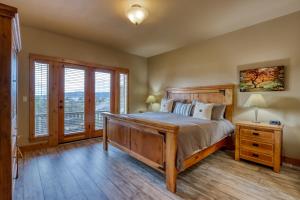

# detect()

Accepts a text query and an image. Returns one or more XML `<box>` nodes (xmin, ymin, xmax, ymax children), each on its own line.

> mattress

<box><xmin>128</xmin><ymin>112</ymin><xmax>234</xmax><ymax>170</ymax></box>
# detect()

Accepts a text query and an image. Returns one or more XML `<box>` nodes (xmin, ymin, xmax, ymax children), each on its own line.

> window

<box><xmin>33</xmin><ymin>62</ymin><xmax>49</xmax><ymax>137</ymax></box>
<box><xmin>30</xmin><ymin>54</ymin><xmax>129</xmax><ymax>143</ymax></box>
<box><xmin>64</xmin><ymin>67</ymin><xmax>85</xmax><ymax>134</ymax></box>
<box><xmin>95</xmin><ymin>72</ymin><xmax>111</xmax><ymax>130</ymax></box>
<box><xmin>119</xmin><ymin>73</ymin><xmax>128</xmax><ymax>114</ymax></box>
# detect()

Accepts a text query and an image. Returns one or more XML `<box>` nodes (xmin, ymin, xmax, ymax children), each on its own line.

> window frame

<box><xmin>91</xmin><ymin>68</ymin><xmax>115</xmax><ymax>137</ymax></box>
<box><xmin>29</xmin><ymin>54</ymin><xmax>129</xmax><ymax>144</ymax></box>
<box><xmin>118</xmin><ymin>72</ymin><xmax>129</xmax><ymax>114</ymax></box>
<box><xmin>29</xmin><ymin>58</ymin><xmax>52</xmax><ymax>142</ymax></box>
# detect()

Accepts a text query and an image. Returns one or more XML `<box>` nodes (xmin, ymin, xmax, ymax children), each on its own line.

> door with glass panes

<box><xmin>31</xmin><ymin>57</ymin><xmax>127</xmax><ymax>144</ymax></box>
<box><xmin>58</xmin><ymin>65</ymin><xmax>113</xmax><ymax>142</ymax></box>
<box><xmin>91</xmin><ymin>69</ymin><xmax>113</xmax><ymax>137</ymax></box>
<box><xmin>58</xmin><ymin>65</ymin><xmax>90</xmax><ymax>142</ymax></box>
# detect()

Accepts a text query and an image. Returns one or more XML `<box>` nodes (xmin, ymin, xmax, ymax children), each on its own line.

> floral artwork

<box><xmin>240</xmin><ymin>66</ymin><xmax>285</xmax><ymax>92</ymax></box>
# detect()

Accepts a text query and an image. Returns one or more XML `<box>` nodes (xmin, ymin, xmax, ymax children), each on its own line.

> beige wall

<box><xmin>148</xmin><ymin>11</ymin><xmax>300</xmax><ymax>159</ymax></box>
<box><xmin>18</xmin><ymin>26</ymin><xmax>148</xmax><ymax>146</ymax></box>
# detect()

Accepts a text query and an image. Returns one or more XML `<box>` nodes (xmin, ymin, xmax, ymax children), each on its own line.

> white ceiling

<box><xmin>1</xmin><ymin>0</ymin><xmax>300</xmax><ymax>57</ymax></box>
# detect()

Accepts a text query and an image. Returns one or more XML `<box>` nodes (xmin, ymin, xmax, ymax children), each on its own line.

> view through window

<box><xmin>95</xmin><ymin>72</ymin><xmax>111</xmax><ymax>130</ymax></box>
<box><xmin>34</xmin><ymin>62</ymin><xmax>49</xmax><ymax>136</ymax></box>
<box><xmin>64</xmin><ymin>67</ymin><xmax>85</xmax><ymax>134</ymax></box>
<box><xmin>30</xmin><ymin>55</ymin><xmax>129</xmax><ymax>142</ymax></box>
<box><xmin>120</xmin><ymin>73</ymin><xmax>128</xmax><ymax>114</ymax></box>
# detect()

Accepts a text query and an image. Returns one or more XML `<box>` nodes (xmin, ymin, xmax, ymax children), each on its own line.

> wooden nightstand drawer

<box><xmin>240</xmin><ymin>149</ymin><xmax>273</xmax><ymax>166</ymax></box>
<box><xmin>235</xmin><ymin>121</ymin><xmax>283</xmax><ymax>172</ymax></box>
<box><xmin>240</xmin><ymin>139</ymin><xmax>273</xmax><ymax>155</ymax></box>
<box><xmin>240</xmin><ymin>128</ymin><xmax>273</xmax><ymax>142</ymax></box>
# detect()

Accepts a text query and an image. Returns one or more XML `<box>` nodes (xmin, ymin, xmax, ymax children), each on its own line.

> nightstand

<box><xmin>235</xmin><ymin>121</ymin><xmax>283</xmax><ymax>172</ymax></box>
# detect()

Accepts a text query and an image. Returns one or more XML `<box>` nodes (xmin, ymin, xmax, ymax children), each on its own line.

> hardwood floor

<box><xmin>14</xmin><ymin>138</ymin><xmax>300</xmax><ymax>200</ymax></box>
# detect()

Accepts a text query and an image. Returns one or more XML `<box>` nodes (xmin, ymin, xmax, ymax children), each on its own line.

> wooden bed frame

<box><xmin>102</xmin><ymin>84</ymin><xmax>234</xmax><ymax>193</ymax></box>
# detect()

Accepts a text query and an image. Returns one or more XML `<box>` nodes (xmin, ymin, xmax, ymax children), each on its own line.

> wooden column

<box><xmin>165</xmin><ymin>131</ymin><xmax>177</xmax><ymax>193</ymax></box>
<box><xmin>273</xmin><ymin>130</ymin><xmax>282</xmax><ymax>172</ymax></box>
<box><xmin>235</xmin><ymin>125</ymin><xmax>240</xmax><ymax>161</ymax></box>
<box><xmin>103</xmin><ymin>116</ymin><xmax>108</xmax><ymax>151</ymax></box>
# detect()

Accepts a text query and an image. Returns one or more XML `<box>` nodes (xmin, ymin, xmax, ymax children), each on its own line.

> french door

<box><xmin>30</xmin><ymin>54</ymin><xmax>128</xmax><ymax>145</ymax></box>
<box><xmin>59</xmin><ymin>65</ymin><xmax>89</xmax><ymax>142</ymax></box>
<box><xmin>58</xmin><ymin>65</ymin><xmax>114</xmax><ymax>143</ymax></box>
<box><xmin>91</xmin><ymin>69</ymin><xmax>114</xmax><ymax>137</ymax></box>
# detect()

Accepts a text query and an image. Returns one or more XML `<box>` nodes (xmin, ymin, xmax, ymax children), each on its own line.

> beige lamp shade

<box><xmin>146</xmin><ymin>95</ymin><xmax>156</xmax><ymax>104</ymax></box>
<box><xmin>244</xmin><ymin>94</ymin><xmax>267</xmax><ymax>108</ymax></box>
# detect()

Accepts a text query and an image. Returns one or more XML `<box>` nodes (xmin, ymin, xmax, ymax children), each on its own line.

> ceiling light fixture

<box><xmin>126</xmin><ymin>4</ymin><xmax>148</xmax><ymax>25</ymax></box>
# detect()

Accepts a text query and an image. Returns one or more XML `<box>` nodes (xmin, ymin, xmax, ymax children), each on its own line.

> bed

<box><xmin>102</xmin><ymin>84</ymin><xmax>235</xmax><ymax>192</ymax></box>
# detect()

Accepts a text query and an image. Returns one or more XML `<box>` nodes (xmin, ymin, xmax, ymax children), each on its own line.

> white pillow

<box><xmin>160</xmin><ymin>98</ymin><xmax>174</xmax><ymax>112</ymax></box>
<box><xmin>192</xmin><ymin>102</ymin><xmax>214</xmax><ymax>120</ymax></box>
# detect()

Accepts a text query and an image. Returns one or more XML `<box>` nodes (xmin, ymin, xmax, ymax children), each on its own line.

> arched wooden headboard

<box><xmin>166</xmin><ymin>84</ymin><xmax>235</xmax><ymax>121</ymax></box>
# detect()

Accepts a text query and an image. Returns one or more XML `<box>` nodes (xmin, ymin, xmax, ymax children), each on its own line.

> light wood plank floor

<box><xmin>14</xmin><ymin>138</ymin><xmax>300</xmax><ymax>200</ymax></box>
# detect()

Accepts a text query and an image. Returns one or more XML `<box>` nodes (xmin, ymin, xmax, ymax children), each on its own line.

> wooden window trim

<box><xmin>29</xmin><ymin>57</ymin><xmax>51</xmax><ymax>142</ymax></box>
<box><xmin>118</xmin><ymin>72</ymin><xmax>129</xmax><ymax>114</ymax></box>
<box><xmin>58</xmin><ymin>64</ymin><xmax>90</xmax><ymax>143</ymax></box>
<box><xmin>29</xmin><ymin>53</ymin><xmax>129</xmax><ymax>144</ymax></box>
<box><xmin>30</xmin><ymin>53</ymin><xmax>129</xmax><ymax>73</ymax></box>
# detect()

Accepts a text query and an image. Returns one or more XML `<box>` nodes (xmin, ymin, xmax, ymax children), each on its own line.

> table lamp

<box><xmin>146</xmin><ymin>95</ymin><xmax>156</xmax><ymax>111</ymax></box>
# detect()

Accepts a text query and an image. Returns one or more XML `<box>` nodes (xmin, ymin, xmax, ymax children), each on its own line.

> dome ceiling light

<box><xmin>126</xmin><ymin>4</ymin><xmax>148</xmax><ymax>25</ymax></box>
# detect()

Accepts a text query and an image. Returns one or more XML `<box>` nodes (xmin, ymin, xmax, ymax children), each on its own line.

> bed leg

<box><xmin>165</xmin><ymin>131</ymin><xmax>177</xmax><ymax>193</ymax></box>
<box><xmin>103</xmin><ymin>116</ymin><xmax>108</xmax><ymax>151</ymax></box>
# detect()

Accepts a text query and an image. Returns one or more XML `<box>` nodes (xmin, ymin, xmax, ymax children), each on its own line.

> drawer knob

<box><xmin>252</xmin><ymin>143</ymin><xmax>259</xmax><ymax>147</ymax></box>
<box><xmin>252</xmin><ymin>153</ymin><xmax>259</xmax><ymax>158</ymax></box>
<box><xmin>252</xmin><ymin>132</ymin><xmax>259</xmax><ymax>136</ymax></box>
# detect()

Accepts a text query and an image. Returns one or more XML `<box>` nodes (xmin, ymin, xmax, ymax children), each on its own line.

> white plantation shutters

<box><xmin>119</xmin><ymin>73</ymin><xmax>128</xmax><ymax>114</ymax></box>
<box><xmin>34</xmin><ymin>62</ymin><xmax>49</xmax><ymax>136</ymax></box>
<box><xmin>64</xmin><ymin>67</ymin><xmax>85</xmax><ymax>134</ymax></box>
<box><xmin>95</xmin><ymin>72</ymin><xmax>111</xmax><ymax>130</ymax></box>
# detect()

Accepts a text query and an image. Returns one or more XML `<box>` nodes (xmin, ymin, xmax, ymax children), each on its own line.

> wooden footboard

<box><xmin>102</xmin><ymin>112</ymin><xmax>179</xmax><ymax>192</ymax></box>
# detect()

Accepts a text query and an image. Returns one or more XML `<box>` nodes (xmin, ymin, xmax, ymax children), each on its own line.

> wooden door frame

<box><xmin>90</xmin><ymin>68</ymin><xmax>116</xmax><ymax>138</ymax></box>
<box><xmin>29</xmin><ymin>53</ymin><xmax>129</xmax><ymax>145</ymax></box>
<box><xmin>29</xmin><ymin>58</ymin><xmax>53</xmax><ymax>142</ymax></box>
<box><xmin>58</xmin><ymin>64</ymin><xmax>91</xmax><ymax>143</ymax></box>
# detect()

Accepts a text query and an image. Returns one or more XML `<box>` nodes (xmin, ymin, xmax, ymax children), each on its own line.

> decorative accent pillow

<box><xmin>190</xmin><ymin>100</ymin><xmax>202</xmax><ymax>116</ymax></box>
<box><xmin>192</xmin><ymin>102</ymin><xmax>214</xmax><ymax>120</ymax></box>
<box><xmin>172</xmin><ymin>103</ymin><xmax>192</xmax><ymax>116</ymax></box>
<box><xmin>172</xmin><ymin>99</ymin><xmax>187</xmax><ymax>112</ymax></box>
<box><xmin>160</xmin><ymin>98</ymin><xmax>174</xmax><ymax>112</ymax></box>
<box><xmin>211</xmin><ymin>104</ymin><xmax>226</xmax><ymax>120</ymax></box>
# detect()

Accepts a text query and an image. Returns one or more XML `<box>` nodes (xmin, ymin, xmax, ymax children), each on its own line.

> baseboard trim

<box><xmin>19</xmin><ymin>137</ymin><xmax>102</xmax><ymax>153</ymax></box>
<box><xmin>283</xmin><ymin>156</ymin><xmax>300</xmax><ymax>167</ymax></box>
<box><xmin>19</xmin><ymin>142</ymin><xmax>49</xmax><ymax>153</ymax></box>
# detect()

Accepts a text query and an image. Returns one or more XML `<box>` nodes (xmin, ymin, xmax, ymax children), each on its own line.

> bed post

<box><xmin>103</xmin><ymin>116</ymin><xmax>108</xmax><ymax>151</ymax></box>
<box><xmin>165</xmin><ymin>131</ymin><xmax>177</xmax><ymax>193</ymax></box>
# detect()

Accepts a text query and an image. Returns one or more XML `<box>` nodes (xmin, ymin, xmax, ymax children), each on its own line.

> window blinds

<box><xmin>119</xmin><ymin>73</ymin><xmax>128</xmax><ymax>114</ymax></box>
<box><xmin>34</xmin><ymin>62</ymin><xmax>49</xmax><ymax>136</ymax></box>
<box><xmin>64</xmin><ymin>67</ymin><xmax>85</xmax><ymax>134</ymax></box>
<box><xmin>95</xmin><ymin>72</ymin><xmax>111</xmax><ymax>130</ymax></box>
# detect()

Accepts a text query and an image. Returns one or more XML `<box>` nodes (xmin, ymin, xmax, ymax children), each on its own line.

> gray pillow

<box><xmin>211</xmin><ymin>104</ymin><xmax>226</xmax><ymax>120</ymax></box>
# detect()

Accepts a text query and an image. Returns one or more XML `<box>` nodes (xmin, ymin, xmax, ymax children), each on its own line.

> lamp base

<box><xmin>253</xmin><ymin>108</ymin><xmax>260</xmax><ymax>124</ymax></box>
<box><xmin>252</xmin><ymin>121</ymin><xmax>261</xmax><ymax>123</ymax></box>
